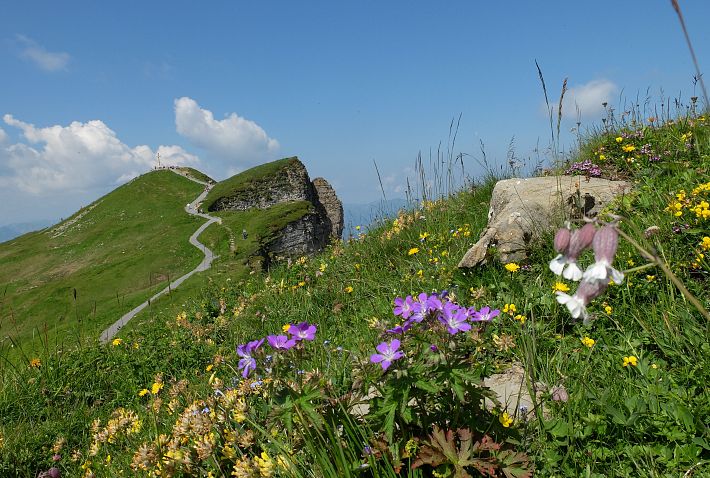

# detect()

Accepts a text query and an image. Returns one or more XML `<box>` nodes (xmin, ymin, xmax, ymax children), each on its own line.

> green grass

<box><xmin>0</xmin><ymin>170</ymin><xmax>205</xmax><ymax>360</ymax></box>
<box><xmin>1</xmin><ymin>113</ymin><xmax>710</xmax><ymax>477</ymax></box>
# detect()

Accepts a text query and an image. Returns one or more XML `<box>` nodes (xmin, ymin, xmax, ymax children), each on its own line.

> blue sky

<box><xmin>1</xmin><ymin>1</ymin><xmax>708</xmax><ymax>226</ymax></box>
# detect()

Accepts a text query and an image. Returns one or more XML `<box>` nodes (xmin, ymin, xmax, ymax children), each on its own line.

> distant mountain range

<box><xmin>342</xmin><ymin>198</ymin><xmax>410</xmax><ymax>238</ymax></box>
<box><xmin>0</xmin><ymin>220</ymin><xmax>53</xmax><ymax>243</ymax></box>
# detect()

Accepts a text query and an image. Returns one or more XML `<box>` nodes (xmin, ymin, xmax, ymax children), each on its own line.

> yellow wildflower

<box><xmin>504</xmin><ymin>262</ymin><xmax>520</xmax><ymax>273</ymax></box>
<box><xmin>408</xmin><ymin>247</ymin><xmax>420</xmax><ymax>256</ymax></box>
<box><xmin>29</xmin><ymin>357</ymin><xmax>41</xmax><ymax>368</ymax></box>
<box><xmin>499</xmin><ymin>411</ymin><xmax>513</xmax><ymax>427</ymax></box>
<box><xmin>604</xmin><ymin>304</ymin><xmax>613</xmax><ymax>314</ymax></box>
<box><xmin>282</xmin><ymin>324</ymin><xmax>291</xmax><ymax>333</ymax></box>
<box><xmin>138</xmin><ymin>389</ymin><xmax>149</xmax><ymax>397</ymax></box>
<box><xmin>502</xmin><ymin>303</ymin><xmax>517</xmax><ymax>315</ymax></box>
<box><xmin>419</xmin><ymin>232</ymin><xmax>429</xmax><ymax>240</ymax></box>
<box><xmin>111</xmin><ymin>338</ymin><xmax>123</xmax><ymax>346</ymax></box>
<box><xmin>344</xmin><ymin>286</ymin><xmax>354</xmax><ymax>294</ymax></box>
<box><xmin>552</xmin><ymin>282</ymin><xmax>570</xmax><ymax>293</ymax></box>
<box><xmin>206</xmin><ymin>364</ymin><xmax>214</xmax><ymax>372</ymax></box>
<box><xmin>622</xmin><ymin>144</ymin><xmax>636</xmax><ymax>152</ymax></box>
<box><xmin>151</xmin><ymin>382</ymin><xmax>163</xmax><ymax>395</ymax></box>
<box><xmin>615</xmin><ymin>136</ymin><xmax>623</xmax><ymax>143</ymax></box>
<box><xmin>580</xmin><ymin>336</ymin><xmax>595</xmax><ymax>348</ymax></box>
<box><xmin>254</xmin><ymin>451</ymin><xmax>274</xmax><ymax>477</ymax></box>
<box><xmin>513</xmin><ymin>314</ymin><xmax>526</xmax><ymax>325</ymax></box>
<box><xmin>622</xmin><ymin>356</ymin><xmax>638</xmax><ymax>367</ymax></box>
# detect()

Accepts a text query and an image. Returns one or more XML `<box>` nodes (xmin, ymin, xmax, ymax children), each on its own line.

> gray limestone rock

<box><xmin>312</xmin><ymin>177</ymin><xmax>344</xmax><ymax>239</ymax></box>
<box><xmin>459</xmin><ymin>176</ymin><xmax>632</xmax><ymax>267</ymax></box>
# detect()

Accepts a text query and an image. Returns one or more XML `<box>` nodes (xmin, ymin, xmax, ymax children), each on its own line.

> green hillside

<box><xmin>0</xmin><ymin>170</ymin><xmax>205</xmax><ymax>359</ymax></box>
<box><xmin>1</xmin><ymin>113</ymin><xmax>710</xmax><ymax>477</ymax></box>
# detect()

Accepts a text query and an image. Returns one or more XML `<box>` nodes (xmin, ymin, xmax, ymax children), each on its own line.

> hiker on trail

<box><xmin>242</xmin><ymin>229</ymin><xmax>248</xmax><ymax>240</ymax></box>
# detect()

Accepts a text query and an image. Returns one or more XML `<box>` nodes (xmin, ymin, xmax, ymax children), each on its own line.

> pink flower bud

<box><xmin>576</xmin><ymin>278</ymin><xmax>608</xmax><ymax>304</ymax></box>
<box><xmin>567</xmin><ymin>223</ymin><xmax>596</xmax><ymax>260</ymax></box>
<box><xmin>592</xmin><ymin>225</ymin><xmax>619</xmax><ymax>263</ymax></box>
<box><xmin>551</xmin><ymin>385</ymin><xmax>569</xmax><ymax>402</ymax></box>
<box><xmin>553</xmin><ymin>227</ymin><xmax>571</xmax><ymax>254</ymax></box>
<box><xmin>48</xmin><ymin>468</ymin><xmax>61</xmax><ymax>478</ymax></box>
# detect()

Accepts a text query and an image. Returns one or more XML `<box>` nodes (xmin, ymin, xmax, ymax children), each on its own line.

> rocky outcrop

<box><xmin>312</xmin><ymin>177</ymin><xmax>344</xmax><ymax>239</ymax></box>
<box><xmin>208</xmin><ymin>158</ymin><xmax>315</xmax><ymax>211</ymax></box>
<box><xmin>207</xmin><ymin>157</ymin><xmax>343</xmax><ymax>265</ymax></box>
<box><xmin>459</xmin><ymin>176</ymin><xmax>632</xmax><ymax>267</ymax></box>
<box><xmin>261</xmin><ymin>211</ymin><xmax>331</xmax><ymax>268</ymax></box>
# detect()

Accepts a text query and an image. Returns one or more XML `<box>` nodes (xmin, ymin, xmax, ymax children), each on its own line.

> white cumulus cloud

<box><xmin>174</xmin><ymin>97</ymin><xmax>279</xmax><ymax>172</ymax></box>
<box><xmin>0</xmin><ymin>127</ymin><xmax>7</xmax><ymax>144</ymax></box>
<box><xmin>544</xmin><ymin>79</ymin><xmax>617</xmax><ymax>120</ymax></box>
<box><xmin>0</xmin><ymin>114</ymin><xmax>199</xmax><ymax>194</ymax></box>
<box><xmin>16</xmin><ymin>34</ymin><xmax>70</xmax><ymax>72</ymax></box>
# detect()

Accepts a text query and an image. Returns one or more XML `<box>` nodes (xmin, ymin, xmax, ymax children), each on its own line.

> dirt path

<box><xmin>99</xmin><ymin>172</ymin><xmax>220</xmax><ymax>343</ymax></box>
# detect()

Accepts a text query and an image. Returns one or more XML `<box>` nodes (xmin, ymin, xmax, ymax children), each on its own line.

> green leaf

<box><xmin>415</xmin><ymin>379</ymin><xmax>440</xmax><ymax>393</ymax></box>
<box><xmin>545</xmin><ymin>418</ymin><xmax>571</xmax><ymax>438</ymax></box>
<box><xmin>384</xmin><ymin>404</ymin><xmax>396</xmax><ymax>443</ymax></box>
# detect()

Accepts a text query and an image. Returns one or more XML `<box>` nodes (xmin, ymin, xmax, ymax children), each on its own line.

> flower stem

<box><xmin>615</xmin><ymin>225</ymin><xmax>710</xmax><ymax>321</ymax></box>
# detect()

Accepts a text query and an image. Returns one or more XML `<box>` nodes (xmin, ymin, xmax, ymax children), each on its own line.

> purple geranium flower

<box><xmin>267</xmin><ymin>334</ymin><xmax>297</xmax><ymax>350</ymax></box>
<box><xmin>370</xmin><ymin>339</ymin><xmax>405</xmax><ymax>371</ymax></box>
<box><xmin>386</xmin><ymin>319</ymin><xmax>414</xmax><ymax>334</ymax></box>
<box><xmin>288</xmin><ymin>322</ymin><xmax>317</xmax><ymax>341</ymax></box>
<box><xmin>438</xmin><ymin>304</ymin><xmax>471</xmax><ymax>335</ymax></box>
<box><xmin>426</xmin><ymin>294</ymin><xmax>444</xmax><ymax>313</ymax></box>
<box><xmin>393</xmin><ymin>295</ymin><xmax>421</xmax><ymax>319</ymax></box>
<box><xmin>461</xmin><ymin>306</ymin><xmax>478</xmax><ymax>321</ymax></box>
<box><xmin>472</xmin><ymin>306</ymin><xmax>500</xmax><ymax>322</ymax></box>
<box><xmin>236</xmin><ymin>338</ymin><xmax>264</xmax><ymax>378</ymax></box>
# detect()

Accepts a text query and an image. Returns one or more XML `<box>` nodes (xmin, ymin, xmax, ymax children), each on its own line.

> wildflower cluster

<box><xmin>666</xmin><ymin>181</ymin><xmax>710</xmax><ymax>220</ymax></box>
<box><xmin>565</xmin><ymin>159</ymin><xmax>602</xmax><ymax>177</ymax></box>
<box><xmin>550</xmin><ymin>222</ymin><xmax>624</xmax><ymax>323</ymax></box>
<box><xmin>236</xmin><ymin>321</ymin><xmax>317</xmax><ymax>377</ymax></box>
<box><xmin>81</xmin><ymin>408</ymin><xmax>142</xmax><ymax>473</ymax></box>
<box><xmin>375</xmin><ymin>291</ymin><xmax>499</xmax><ymax>350</ymax></box>
<box><xmin>363</xmin><ymin>294</ymin><xmax>532</xmax><ymax>475</ymax></box>
<box><xmin>128</xmin><ymin>384</ymin><xmax>288</xmax><ymax>477</ymax></box>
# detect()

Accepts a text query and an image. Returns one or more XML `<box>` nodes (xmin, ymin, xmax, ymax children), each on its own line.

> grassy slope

<box><xmin>1</xmin><ymin>115</ymin><xmax>709</xmax><ymax>477</ymax></box>
<box><xmin>0</xmin><ymin>170</ymin><xmax>204</xmax><ymax>359</ymax></box>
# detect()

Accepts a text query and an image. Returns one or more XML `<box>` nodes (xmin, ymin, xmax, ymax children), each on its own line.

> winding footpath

<box><xmin>99</xmin><ymin>172</ymin><xmax>221</xmax><ymax>343</ymax></box>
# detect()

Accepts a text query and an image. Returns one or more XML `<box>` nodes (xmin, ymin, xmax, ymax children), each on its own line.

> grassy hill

<box><xmin>0</xmin><ymin>170</ymin><xmax>205</xmax><ymax>359</ymax></box>
<box><xmin>1</xmin><ymin>112</ymin><xmax>709</xmax><ymax>477</ymax></box>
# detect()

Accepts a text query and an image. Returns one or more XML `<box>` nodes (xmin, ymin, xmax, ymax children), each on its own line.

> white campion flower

<box><xmin>556</xmin><ymin>279</ymin><xmax>608</xmax><ymax>325</ymax></box>
<box><xmin>582</xmin><ymin>225</ymin><xmax>624</xmax><ymax>284</ymax></box>
<box><xmin>550</xmin><ymin>223</ymin><xmax>596</xmax><ymax>281</ymax></box>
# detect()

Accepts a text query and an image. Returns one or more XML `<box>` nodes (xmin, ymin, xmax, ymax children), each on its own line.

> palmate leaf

<box><xmin>497</xmin><ymin>450</ymin><xmax>533</xmax><ymax>478</ymax></box>
<box><xmin>412</xmin><ymin>427</ymin><xmax>533</xmax><ymax>478</ymax></box>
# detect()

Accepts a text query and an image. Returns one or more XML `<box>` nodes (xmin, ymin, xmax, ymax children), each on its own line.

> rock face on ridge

<box><xmin>312</xmin><ymin>177</ymin><xmax>344</xmax><ymax>239</ymax></box>
<box><xmin>458</xmin><ymin>176</ymin><xmax>632</xmax><ymax>267</ymax></box>
<box><xmin>207</xmin><ymin>158</ymin><xmax>315</xmax><ymax>212</ymax></box>
<box><xmin>204</xmin><ymin>157</ymin><xmax>343</xmax><ymax>266</ymax></box>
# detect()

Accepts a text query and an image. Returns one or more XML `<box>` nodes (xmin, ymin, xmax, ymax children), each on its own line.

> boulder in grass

<box><xmin>458</xmin><ymin>176</ymin><xmax>632</xmax><ymax>267</ymax></box>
